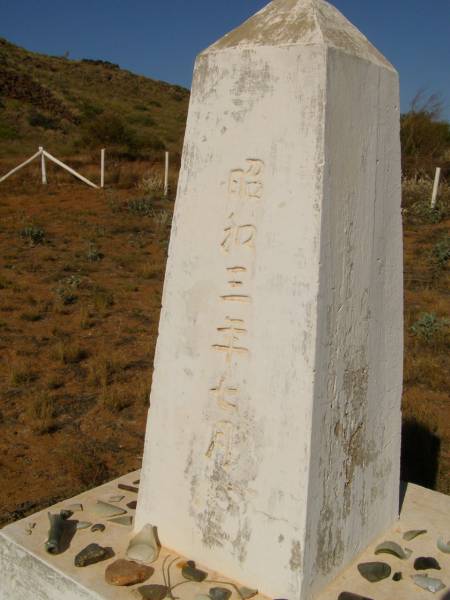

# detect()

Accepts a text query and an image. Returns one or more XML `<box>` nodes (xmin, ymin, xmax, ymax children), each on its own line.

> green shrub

<box><xmin>431</xmin><ymin>235</ymin><xmax>450</xmax><ymax>270</ymax></box>
<box><xmin>86</xmin><ymin>243</ymin><xmax>103</xmax><ymax>262</ymax></box>
<box><xmin>411</xmin><ymin>313</ymin><xmax>449</xmax><ymax>344</ymax></box>
<box><xmin>0</xmin><ymin>119</ymin><xmax>18</xmax><ymax>140</ymax></box>
<box><xmin>28</xmin><ymin>112</ymin><xmax>59</xmax><ymax>130</ymax></box>
<box><xmin>20</xmin><ymin>226</ymin><xmax>45</xmax><ymax>246</ymax></box>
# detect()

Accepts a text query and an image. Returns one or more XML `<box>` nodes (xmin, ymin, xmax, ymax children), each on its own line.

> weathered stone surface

<box><xmin>105</xmin><ymin>559</ymin><xmax>154</xmax><ymax>586</ymax></box>
<box><xmin>74</xmin><ymin>543</ymin><xmax>113</xmax><ymax>567</ymax></box>
<box><xmin>135</xmin><ymin>2</ymin><xmax>403</xmax><ymax>599</ymax></box>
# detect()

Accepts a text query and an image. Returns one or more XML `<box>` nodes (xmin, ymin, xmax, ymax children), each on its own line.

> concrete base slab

<box><xmin>0</xmin><ymin>474</ymin><xmax>449</xmax><ymax>600</ymax></box>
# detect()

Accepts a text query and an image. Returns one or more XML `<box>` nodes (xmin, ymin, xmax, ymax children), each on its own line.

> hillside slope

<box><xmin>0</xmin><ymin>38</ymin><xmax>190</xmax><ymax>158</ymax></box>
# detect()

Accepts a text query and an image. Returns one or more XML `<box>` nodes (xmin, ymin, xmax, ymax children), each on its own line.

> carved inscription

<box><xmin>206</xmin><ymin>159</ymin><xmax>264</xmax><ymax>476</ymax></box>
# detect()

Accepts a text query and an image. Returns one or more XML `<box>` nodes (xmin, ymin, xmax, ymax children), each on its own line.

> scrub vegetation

<box><xmin>0</xmin><ymin>42</ymin><xmax>448</xmax><ymax>525</ymax></box>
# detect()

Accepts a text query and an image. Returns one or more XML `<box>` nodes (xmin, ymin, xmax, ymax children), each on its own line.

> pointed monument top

<box><xmin>204</xmin><ymin>0</ymin><xmax>393</xmax><ymax>69</ymax></box>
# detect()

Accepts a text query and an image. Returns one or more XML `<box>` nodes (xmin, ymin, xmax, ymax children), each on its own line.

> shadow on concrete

<box><xmin>401</xmin><ymin>418</ymin><xmax>441</xmax><ymax>491</ymax></box>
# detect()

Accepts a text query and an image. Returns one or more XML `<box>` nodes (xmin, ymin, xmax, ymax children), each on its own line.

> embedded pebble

<box><xmin>414</xmin><ymin>556</ymin><xmax>441</xmax><ymax>570</ymax></box>
<box><xmin>76</xmin><ymin>521</ymin><xmax>93</xmax><ymax>530</ymax></box>
<box><xmin>357</xmin><ymin>562</ymin><xmax>391</xmax><ymax>583</ymax></box>
<box><xmin>108</xmin><ymin>515</ymin><xmax>133</xmax><ymax>527</ymax></box>
<box><xmin>126</xmin><ymin>524</ymin><xmax>159</xmax><ymax>563</ymax></box>
<box><xmin>392</xmin><ymin>571</ymin><xmax>402</xmax><ymax>581</ymax></box>
<box><xmin>127</xmin><ymin>500</ymin><xmax>137</xmax><ymax>510</ymax></box>
<box><xmin>239</xmin><ymin>587</ymin><xmax>258</xmax><ymax>599</ymax></box>
<box><xmin>91</xmin><ymin>523</ymin><xmax>105</xmax><ymax>533</ymax></box>
<box><xmin>338</xmin><ymin>594</ymin><xmax>374</xmax><ymax>600</ymax></box>
<box><xmin>105</xmin><ymin>559</ymin><xmax>154</xmax><ymax>586</ymax></box>
<box><xmin>437</xmin><ymin>537</ymin><xmax>450</xmax><ymax>554</ymax></box>
<box><xmin>66</xmin><ymin>503</ymin><xmax>83</xmax><ymax>512</ymax></box>
<box><xmin>138</xmin><ymin>584</ymin><xmax>168</xmax><ymax>600</ymax></box>
<box><xmin>59</xmin><ymin>509</ymin><xmax>73</xmax><ymax>520</ymax></box>
<box><xmin>209</xmin><ymin>587</ymin><xmax>232</xmax><ymax>600</ymax></box>
<box><xmin>374</xmin><ymin>541</ymin><xmax>410</xmax><ymax>559</ymax></box>
<box><xmin>411</xmin><ymin>574</ymin><xmax>445</xmax><ymax>593</ymax></box>
<box><xmin>403</xmin><ymin>529</ymin><xmax>426</xmax><ymax>541</ymax></box>
<box><xmin>74</xmin><ymin>543</ymin><xmax>113</xmax><ymax>567</ymax></box>
<box><xmin>182</xmin><ymin>560</ymin><xmax>208</xmax><ymax>582</ymax></box>
<box><xmin>93</xmin><ymin>501</ymin><xmax>126</xmax><ymax>518</ymax></box>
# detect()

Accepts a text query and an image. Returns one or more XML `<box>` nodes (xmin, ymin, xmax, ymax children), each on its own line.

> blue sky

<box><xmin>1</xmin><ymin>0</ymin><xmax>449</xmax><ymax>119</ymax></box>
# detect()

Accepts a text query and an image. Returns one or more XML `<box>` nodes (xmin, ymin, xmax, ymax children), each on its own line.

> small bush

<box><xmin>431</xmin><ymin>235</ymin><xmax>450</xmax><ymax>271</ymax></box>
<box><xmin>127</xmin><ymin>197</ymin><xmax>154</xmax><ymax>215</ymax></box>
<box><xmin>100</xmin><ymin>385</ymin><xmax>131</xmax><ymax>412</ymax></box>
<box><xmin>28</xmin><ymin>112</ymin><xmax>59</xmax><ymax>130</ymax></box>
<box><xmin>55</xmin><ymin>275</ymin><xmax>81</xmax><ymax>305</ymax></box>
<box><xmin>8</xmin><ymin>361</ymin><xmax>37</xmax><ymax>386</ymax></box>
<box><xmin>411</xmin><ymin>312</ymin><xmax>449</xmax><ymax>344</ymax></box>
<box><xmin>138</xmin><ymin>172</ymin><xmax>164</xmax><ymax>197</ymax></box>
<box><xmin>86</xmin><ymin>243</ymin><xmax>104</xmax><ymax>262</ymax></box>
<box><xmin>28</xmin><ymin>394</ymin><xmax>57</xmax><ymax>434</ymax></box>
<box><xmin>20</xmin><ymin>226</ymin><xmax>45</xmax><ymax>246</ymax></box>
<box><xmin>55</xmin><ymin>341</ymin><xmax>89</xmax><ymax>364</ymax></box>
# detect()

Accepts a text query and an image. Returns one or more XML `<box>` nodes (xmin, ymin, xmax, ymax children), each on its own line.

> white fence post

<box><xmin>164</xmin><ymin>151</ymin><xmax>169</xmax><ymax>197</ymax></box>
<box><xmin>431</xmin><ymin>167</ymin><xmax>441</xmax><ymax>209</ymax></box>
<box><xmin>43</xmin><ymin>150</ymin><xmax>98</xmax><ymax>189</ymax></box>
<box><xmin>0</xmin><ymin>149</ymin><xmax>42</xmax><ymax>183</ymax></box>
<box><xmin>39</xmin><ymin>147</ymin><xmax>47</xmax><ymax>185</ymax></box>
<box><xmin>100</xmin><ymin>148</ymin><xmax>105</xmax><ymax>188</ymax></box>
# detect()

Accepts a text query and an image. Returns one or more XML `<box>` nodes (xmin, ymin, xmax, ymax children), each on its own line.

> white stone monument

<box><xmin>135</xmin><ymin>0</ymin><xmax>403</xmax><ymax>598</ymax></box>
<box><xmin>10</xmin><ymin>2</ymin><xmax>450</xmax><ymax>600</ymax></box>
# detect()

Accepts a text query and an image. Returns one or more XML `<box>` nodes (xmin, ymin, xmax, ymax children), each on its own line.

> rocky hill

<box><xmin>0</xmin><ymin>38</ymin><xmax>190</xmax><ymax>159</ymax></box>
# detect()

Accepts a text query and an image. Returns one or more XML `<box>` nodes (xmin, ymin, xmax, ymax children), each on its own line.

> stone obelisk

<box><xmin>135</xmin><ymin>1</ymin><xmax>403</xmax><ymax>598</ymax></box>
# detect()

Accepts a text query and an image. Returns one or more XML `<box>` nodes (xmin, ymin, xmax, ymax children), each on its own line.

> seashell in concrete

<box><xmin>126</xmin><ymin>524</ymin><xmax>160</xmax><ymax>564</ymax></box>
<box><xmin>414</xmin><ymin>556</ymin><xmax>441</xmax><ymax>570</ymax></box>
<box><xmin>93</xmin><ymin>501</ymin><xmax>127</xmax><ymax>518</ymax></box>
<box><xmin>374</xmin><ymin>541</ymin><xmax>410</xmax><ymax>559</ymax></box>
<box><xmin>108</xmin><ymin>515</ymin><xmax>133</xmax><ymax>527</ymax></box>
<box><xmin>357</xmin><ymin>562</ymin><xmax>391</xmax><ymax>583</ymax></box>
<box><xmin>437</xmin><ymin>537</ymin><xmax>450</xmax><ymax>554</ymax></box>
<box><xmin>403</xmin><ymin>529</ymin><xmax>426</xmax><ymax>541</ymax></box>
<box><xmin>411</xmin><ymin>574</ymin><xmax>445</xmax><ymax>593</ymax></box>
